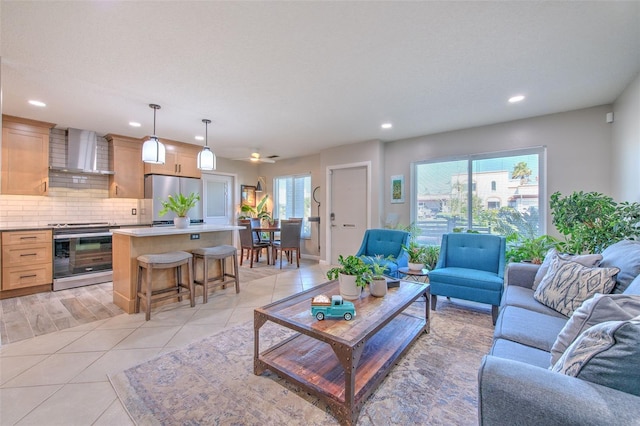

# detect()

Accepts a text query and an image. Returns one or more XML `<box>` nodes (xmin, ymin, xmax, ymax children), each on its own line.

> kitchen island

<box><xmin>111</xmin><ymin>224</ymin><xmax>242</xmax><ymax>313</ymax></box>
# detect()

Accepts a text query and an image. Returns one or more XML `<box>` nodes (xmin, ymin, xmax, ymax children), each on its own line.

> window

<box><xmin>413</xmin><ymin>147</ymin><xmax>545</xmax><ymax>246</ymax></box>
<box><xmin>274</xmin><ymin>174</ymin><xmax>312</xmax><ymax>238</ymax></box>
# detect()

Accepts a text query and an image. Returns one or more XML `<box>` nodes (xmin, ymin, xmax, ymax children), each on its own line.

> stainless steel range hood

<box><xmin>49</xmin><ymin>128</ymin><xmax>115</xmax><ymax>175</ymax></box>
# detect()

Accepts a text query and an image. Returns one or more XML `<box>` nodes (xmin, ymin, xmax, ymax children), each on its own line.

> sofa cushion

<box><xmin>494</xmin><ymin>306</ymin><xmax>568</xmax><ymax>352</ymax></box>
<box><xmin>490</xmin><ymin>338</ymin><xmax>551</xmax><ymax>368</ymax></box>
<box><xmin>533</xmin><ymin>257</ymin><xmax>619</xmax><ymax>317</ymax></box>
<box><xmin>428</xmin><ymin>267</ymin><xmax>503</xmax><ymax>291</ymax></box>
<box><xmin>600</xmin><ymin>240</ymin><xmax>640</xmax><ymax>294</ymax></box>
<box><xmin>533</xmin><ymin>249</ymin><xmax>603</xmax><ymax>290</ymax></box>
<box><xmin>500</xmin><ymin>285</ymin><xmax>567</xmax><ymax>318</ymax></box>
<box><xmin>550</xmin><ymin>294</ymin><xmax>640</xmax><ymax>365</ymax></box>
<box><xmin>624</xmin><ymin>274</ymin><xmax>640</xmax><ymax>295</ymax></box>
<box><xmin>551</xmin><ymin>316</ymin><xmax>640</xmax><ymax>397</ymax></box>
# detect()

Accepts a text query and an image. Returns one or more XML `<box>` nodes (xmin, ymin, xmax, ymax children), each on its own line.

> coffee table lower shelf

<box><xmin>254</xmin><ymin>312</ymin><xmax>426</xmax><ymax>425</ymax></box>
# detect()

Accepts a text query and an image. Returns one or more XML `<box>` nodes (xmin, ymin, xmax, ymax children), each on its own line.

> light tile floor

<box><xmin>0</xmin><ymin>260</ymin><xmax>330</xmax><ymax>425</ymax></box>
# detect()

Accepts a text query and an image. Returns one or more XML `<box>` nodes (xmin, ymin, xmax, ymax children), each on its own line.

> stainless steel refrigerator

<box><xmin>145</xmin><ymin>175</ymin><xmax>203</xmax><ymax>225</ymax></box>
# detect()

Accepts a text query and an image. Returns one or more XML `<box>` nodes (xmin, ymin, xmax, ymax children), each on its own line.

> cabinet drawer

<box><xmin>2</xmin><ymin>263</ymin><xmax>52</xmax><ymax>290</ymax></box>
<box><xmin>2</xmin><ymin>244</ymin><xmax>52</xmax><ymax>266</ymax></box>
<box><xmin>2</xmin><ymin>230</ymin><xmax>52</xmax><ymax>246</ymax></box>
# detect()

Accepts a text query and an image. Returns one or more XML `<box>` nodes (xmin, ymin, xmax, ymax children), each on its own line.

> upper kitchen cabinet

<box><xmin>1</xmin><ymin>115</ymin><xmax>55</xmax><ymax>196</ymax></box>
<box><xmin>106</xmin><ymin>134</ymin><xmax>144</xmax><ymax>199</ymax></box>
<box><xmin>143</xmin><ymin>138</ymin><xmax>202</xmax><ymax>179</ymax></box>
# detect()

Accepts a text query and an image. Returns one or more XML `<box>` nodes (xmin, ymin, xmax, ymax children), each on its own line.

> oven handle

<box><xmin>53</xmin><ymin>232</ymin><xmax>112</xmax><ymax>240</ymax></box>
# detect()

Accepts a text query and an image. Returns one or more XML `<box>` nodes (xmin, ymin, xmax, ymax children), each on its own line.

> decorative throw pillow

<box><xmin>551</xmin><ymin>316</ymin><xmax>640</xmax><ymax>397</ymax></box>
<box><xmin>550</xmin><ymin>293</ymin><xmax>640</xmax><ymax>365</ymax></box>
<box><xmin>600</xmin><ymin>240</ymin><xmax>640</xmax><ymax>294</ymax></box>
<box><xmin>533</xmin><ymin>249</ymin><xmax>603</xmax><ymax>291</ymax></box>
<box><xmin>533</xmin><ymin>257</ymin><xmax>619</xmax><ymax>317</ymax></box>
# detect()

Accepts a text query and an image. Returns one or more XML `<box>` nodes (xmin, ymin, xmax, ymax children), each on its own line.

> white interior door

<box><xmin>329</xmin><ymin>165</ymin><xmax>369</xmax><ymax>264</ymax></box>
<box><xmin>202</xmin><ymin>174</ymin><xmax>233</xmax><ymax>225</ymax></box>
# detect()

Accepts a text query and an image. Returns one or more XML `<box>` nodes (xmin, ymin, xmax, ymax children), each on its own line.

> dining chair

<box><xmin>238</xmin><ymin>219</ymin><xmax>270</xmax><ymax>267</ymax></box>
<box><xmin>271</xmin><ymin>219</ymin><xmax>302</xmax><ymax>268</ymax></box>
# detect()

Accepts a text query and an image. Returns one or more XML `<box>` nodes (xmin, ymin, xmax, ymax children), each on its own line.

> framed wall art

<box><xmin>391</xmin><ymin>175</ymin><xmax>404</xmax><ymax>204</ymax></box>
<box><xmin>241</xmin><ymin>185</ymin><xmax>256</xmax><ymax>207</ymax></box>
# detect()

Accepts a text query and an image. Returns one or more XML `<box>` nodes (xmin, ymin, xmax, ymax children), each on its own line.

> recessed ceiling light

<box><xmin>195</xmin><ymin>136</ymin><xmax>204</xmax><ymax>141</ymax></box>
<box><xmin>28</xmin><ymin>100</ymin><xmax>46</xmax><ymax>107</ymax></box>
<box><xmin>129</xmin><ymin>121</ymin><xmax>141</xmax><ymax>127</ymax></box>
<box><xmin>381</xmin><ymin>123</ymin><xmax>393</xmax><ymax>129</ymax></box>
<box><xmin>508</xmin><ymin>95</ymin><xmax>525</xmax><ymax>103</ymax></box>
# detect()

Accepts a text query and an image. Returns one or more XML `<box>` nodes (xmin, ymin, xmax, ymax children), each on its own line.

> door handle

<box><xmin>343</xmin><ymin>224</ymin><xmax>356</xmax><ymax>228</ymax></box>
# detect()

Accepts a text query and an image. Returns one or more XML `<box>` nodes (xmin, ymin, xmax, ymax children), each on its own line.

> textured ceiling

<box><xmin>2</xmin><ymin>1</ymin><xmax>639</xmax><ymax>161</ymax></box>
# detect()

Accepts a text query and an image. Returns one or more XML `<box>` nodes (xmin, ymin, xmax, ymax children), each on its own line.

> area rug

<box><xmin>109</xmin><ymin>300</ymin><xmax>494</xmax><ymax>425</ymax></box>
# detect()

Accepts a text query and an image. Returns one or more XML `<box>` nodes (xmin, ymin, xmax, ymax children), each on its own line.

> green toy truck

<box><xmin>311</xmin><ymin>294</ymin><xmax>356</xmax><ymax>321</ymax></box>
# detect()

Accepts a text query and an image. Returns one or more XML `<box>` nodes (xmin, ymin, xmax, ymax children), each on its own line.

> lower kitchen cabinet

<box><xmin>1</xmin><ymin>230</ymin><xmax>53</xmax><ymax>298</ymax></box>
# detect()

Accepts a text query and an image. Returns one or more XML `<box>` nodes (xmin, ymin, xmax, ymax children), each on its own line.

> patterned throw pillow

<box><xmin>533</xmin><ymin>257</ymin><xmax>619</xmax><ymax>317</ymax></box>
<box><xmin>549</xmin><ymin>294</ymin><xmax>640</xmax><ymax>365</ymax></box>
<box><xmin>533</xmin><ymin>249</ymin><xmax>603</xmax><ymax>290</ymax></box>
<box><xmin>551</xmin><ymin>316</ymin><xmax>640</xmax><ymax>397</ymax></box>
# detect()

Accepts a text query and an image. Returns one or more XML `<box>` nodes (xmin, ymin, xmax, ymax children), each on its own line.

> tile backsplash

<box><xmin>0</xmin><ymin>128</ymin><xmax>150</xmax><ymax>228</ymax></box>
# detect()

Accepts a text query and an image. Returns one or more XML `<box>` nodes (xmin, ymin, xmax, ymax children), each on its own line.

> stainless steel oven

<box><xmin>52</xmin><ymin>223</ymin><xmax>116</xmax><ymax>291</ymax></box>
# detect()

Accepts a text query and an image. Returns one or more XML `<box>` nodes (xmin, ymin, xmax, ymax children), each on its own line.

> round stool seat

<box><xmin>192</xmin><ymin>245</ymin><xmax>240</xmax><ymax>303</ymax></box>
<box><xmin>192</xmin><ymin>245</ymin><xmax>236</xmax><ymax>259</ymax></box>
<box><xmin>137</xmin><ymin>251</ymin><xmax>192</xmax><ymax>265</ymax></box>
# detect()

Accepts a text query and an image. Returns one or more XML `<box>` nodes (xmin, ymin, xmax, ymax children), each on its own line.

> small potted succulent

<box><xmin>327</xmin><ymin>254</ymin><xmax>372</xmax><ymax>300</ymax></box>
<box><xmin>364</xmin><ymin>255</ymin><xmax>392</xmax><ymax>297</ymax></box>
<box><xmin>159</xmin><ymin>192</ymin><xmax>200</xmax><ymax>229</ymax></box>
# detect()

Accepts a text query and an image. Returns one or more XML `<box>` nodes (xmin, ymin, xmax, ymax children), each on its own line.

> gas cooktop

<box><xmin>48</xmin><ymin>222</ymin><xmax>115</xmax><ymax>229</ymax></box>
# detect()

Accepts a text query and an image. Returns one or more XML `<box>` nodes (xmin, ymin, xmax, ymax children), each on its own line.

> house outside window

<box><xmin>273</xmin><ymin>174</ymin><xmax>311</xmax><ymax>238</ymax></box>
<box><xmin>412</xmin><ymin>147</ymin><xmax>545</xmax><ymax>246</ymax></box>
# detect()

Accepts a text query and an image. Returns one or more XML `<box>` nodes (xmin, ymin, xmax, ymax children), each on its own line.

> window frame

<box><xmin>410</xmin><ymin>146</ymin><xmax>547</xmax><ymax>242</ymax></box>
<box><xmin>273</xmin><ymin>173</ymin><xmax>312</xmax><ymax>239</ymax></box>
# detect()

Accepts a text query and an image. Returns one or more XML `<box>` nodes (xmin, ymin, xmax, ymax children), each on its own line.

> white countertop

<box><xmin>111</xmin><ymin>224</ymin><xmax>244</xmax><ymax>237</ymax></box>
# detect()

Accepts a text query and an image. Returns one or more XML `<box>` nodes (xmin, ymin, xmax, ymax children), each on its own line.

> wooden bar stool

<box><xmin>192</xmin><ymin>245</ymin><xmax>240</xmax><ymax>303</ymax></box>
<box><xmin>135</xmin><ymin>251</ymin><xmax>194</xmax><ymax>321</ymax></box>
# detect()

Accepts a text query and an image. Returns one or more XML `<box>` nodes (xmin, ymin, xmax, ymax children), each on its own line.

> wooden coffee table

<box><xmin>254</xmin><ymin>279</ymin><xmax>430</xmax><ymax>425</ymax></box>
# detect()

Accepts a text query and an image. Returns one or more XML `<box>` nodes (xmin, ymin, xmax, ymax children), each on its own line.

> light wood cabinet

<box><xmin>1</xmin><ymin>230</ymin><xmax>52</xmax><ymax>292</ymax></box>
<box><xmin>143</xmin><ymin>138</ymin><xmax>202</xmax><ymax>179</ymax></box>
<box><xmin>106</xmin><ymin>134</ymin><xmax>144</xmax><ymax>198</ymax></box>
<box><xmin>1</xmin><ymin>115</ymin><xmax>55</xmax><ymax>195</ymax></box>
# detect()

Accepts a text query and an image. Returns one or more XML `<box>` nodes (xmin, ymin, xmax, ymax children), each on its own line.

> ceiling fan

<box><xmin>232</xmin><ymin>150</ymin><xmax>277</xmax><ymax>163</ymax></box>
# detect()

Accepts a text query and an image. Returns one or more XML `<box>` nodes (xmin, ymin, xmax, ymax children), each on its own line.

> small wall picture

<box><xmin>241</xmin><ymin>185</ymin><xmax>256</xmax><ymax>207</ymax></box>
<box><xmin>391</xmin><ymin>175</ymin><xmax>404</xmax><ymax>204</ymax></box>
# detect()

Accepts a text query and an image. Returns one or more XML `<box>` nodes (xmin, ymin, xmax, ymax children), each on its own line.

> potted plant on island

<box><xmin>327</xmin><ymin>254</ymin><xmax>372</xmax><ymax>300</ymax></box>
<box><xmin>159</xmin><ymin>192</ymin><xmax>201</xmax><ymax>229</ymax></box>
<box><xmin>364</xmin><ymin>255</ymin><xmax>392</xmax><ymax>297</ymax></box>
<box><xmin>401</xmin><ymin>240</ymin><xmax>428</xmax><ymax>270</ymax></box>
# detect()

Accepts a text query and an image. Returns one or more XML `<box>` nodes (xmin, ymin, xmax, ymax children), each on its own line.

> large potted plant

<box><xmin>327</xmin><ymin>254</ymin><xmax>372</xmax><ymax>300</ymax></box>
<box><xmin>240</xmin><ymin>194</ymin><xmax>272</xmax><ymax>223</ymax></box>
<box><xmin>159</xmin><ymin>192</ymin><xmax>200</xmax><ymax>229</ymax></box>
<box><xmin>506</xmin><ymin>233</ymin><xmax>558</xmax><ymax>264</ymax></box>
<box><xmin>550</xmin><ymin>191</ymin><xmax>640</xmax><ymax>254</ymax></box>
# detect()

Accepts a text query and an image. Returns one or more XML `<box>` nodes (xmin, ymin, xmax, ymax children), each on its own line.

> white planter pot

<box><xmin>369</xmin><ymin>278</ymin><xmax>388</xmax><ymax>297</ymax></box>
<box><xmin>174</xmin><ymin>216</ymin><xmax>190</xmax><ymax>229</ymax></box>
<box><xmin>339</xmin><ymin>273</ymin><xmax>362</xmax><ymax>300</ymax></box>
<box><xmin>408</xmin><ymin>262</ymin><xmax>424</xmax><ymax>271</ymax></box>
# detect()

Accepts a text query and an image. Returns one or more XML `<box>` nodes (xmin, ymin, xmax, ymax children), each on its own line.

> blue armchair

<box><xmin>428</xmin><ymin>233</ymin><xmax>506</xmax><ymax>324</ymax></box>
<box><xmin>355</xmin><ymin>229</ymin><xmax>409</xmax><ymax>278</ymax></box>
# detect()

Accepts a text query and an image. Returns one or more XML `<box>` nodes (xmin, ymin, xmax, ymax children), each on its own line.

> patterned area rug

<box><xmin>109</xmin><ymin>300</ymin><xmax>493</xmax><ymax>425</ymax></box>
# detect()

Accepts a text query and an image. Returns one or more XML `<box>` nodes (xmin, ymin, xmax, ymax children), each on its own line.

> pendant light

<box><xmin>141</xmin><ymin>104</ymin><xmax>166</xmax><ymax>164</ymax></box>
<box><xmin>197</xmin><ymin>119</ymin><xmax>216</xmax><ymax>170</ymax></box>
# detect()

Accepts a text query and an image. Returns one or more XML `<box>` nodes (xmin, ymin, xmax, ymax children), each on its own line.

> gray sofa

<box><xmin>478</xmin><ymin>240</ymin><xmax>640</xmax><ymax>426</ymax></box>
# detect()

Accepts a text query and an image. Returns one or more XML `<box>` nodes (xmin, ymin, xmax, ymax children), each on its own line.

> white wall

<box><xmin>612</xmin><ymin>72</ymin><xmax>640</xmax><ymax>202</ymax></box>
<box><xmin>384</xmin><ymin>105</ymin><xmax>614</xmax><ymax>235</ymax></box>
